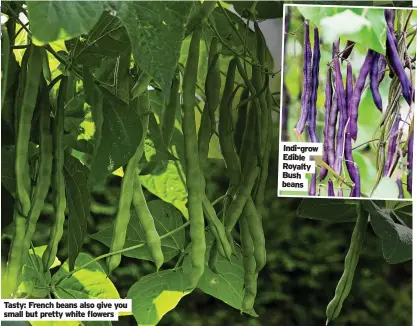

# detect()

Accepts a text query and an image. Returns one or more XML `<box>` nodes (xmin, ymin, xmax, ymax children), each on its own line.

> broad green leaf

<box><xmin>95</xmin><ymin>49</ymin><xmax>133</xmax><ymax>104</ymax></box>
<box><xmin>68</xmin><ymin>12</ymin><xmax>131</xmax><ymax>69</ymax></box>
<box><xmin>117</xmin><ymin>2</ymin><xmax>193</xmax><ymax>100</ymax></box>
<box><xmin>88</xmin><ymin>87</ymin><xmax>143</xmax><ymax>187</ymax></box>
<box><xmin>64</xmin><ymin>153</ymin><xmax>90</xmax><ymax>271</ymax></box>
<box><xmin>297</xmin><ymin>6</ymin><xmax>386</xmax><ymax>53</ymax></box>
<box><xmin>90</xmin><ymin>200</ymin><xmax>185</xmax><ymax>263</ymax></box>
<box><xmin>182</xmin><ymin>235</ymin><xmax>257</xmax><ymax>317</ymax></box>
<box><xmin>372</xmin><ymin>177</ymin><xmax>400</xmax><ymax>199</ymax></box>
<box><xmin>140</xmin><ymin>160</ymin><xmax>188</xmax><ymax>219</ymax></box>
<box><xmin>51</xmin><ymin>253</ymin><xmax>120</xmax><ymax>299</ymax></box>
<box><xmin>127</xmin><ymin>268</ymin><xmax>191</xmax><ymax>326</ymax></box>
<box><xmin>297</xmin><ymin>199</ymin><xmax>357</xmax><ymax>223</ymax></box>
<box><xmin>17</xmin><ymin>253</ymin><xmax>51</xmax><ymax>299</ymax></box>
<box><xmin>363</xmin><ymin>201</ymin><xmax>412</xmax><ymax>263</ymax></box>
<box><xmin>27</xmin><ymin>2</ymin><xmax>104</xmax><ymax>45</ymax></box>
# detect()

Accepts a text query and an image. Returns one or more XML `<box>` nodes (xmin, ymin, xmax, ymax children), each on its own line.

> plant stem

<box><xmin>53</xmin><ymin>221</ymin><xmax>190</xmax><ymax>285</ymax></box>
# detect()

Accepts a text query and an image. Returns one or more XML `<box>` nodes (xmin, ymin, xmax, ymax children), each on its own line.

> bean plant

<box><xmin>0</xmin><ymin>1</ymin><xmax>412</xmax><ymax>326</ymax></box>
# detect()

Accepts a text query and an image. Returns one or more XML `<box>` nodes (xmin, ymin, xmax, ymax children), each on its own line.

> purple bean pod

<box><xmin>384</xmin><ymin>9</ymin><xmax>398</xmax><ymax>49</ymax></box>
<box><xmin>341</xmin><ymin>40</ymin><xmax>355</xmax><ymax>62</ymax></box>
<box><xmin>370</xmin><ymin>53</ymin><xmax>383</xmax><ymax>112</ymax></box>
<box><xmin>319</xmin><ymin>68</ymin><xmax>333</xmax><ymax>180</ymax></box>
<box><xmin>327</xmin><ymin>92</ymin><xmax>338</xmax><ymax>170</ymax></box>
<box><xmin>397</xmin><ymin>176</ymin><xmax>404</xmax><ymax>198</ymax></box>
<box><xmin>308</xmin><ymin>173</ymin><xmax>316</xmax><ymax>196</ymax></box>
<box><xmin>385</xmin><ymin>14</ymin><xmax>412</xmax><ymax>105</ymax></box>
<box><xmin>407</xmin><ymin>130</ymin><xmax>413</xmax><ymax>195</ymax></box>
<box><xmin>333</xmin><ymin>40</ymin><xmax>347</xmax><ymax>174</ymax></box>
<box><xmin>383</xmin><ymin>113</ymin><xmax>400</xmax><ymax>176</ymax></box>
<box><xmin>328</xmin><ymin>179</ymin><xmax>335</xmax><ymax>196</ymax></box>
<box><xmin>345</xmin><ymin>63</ymin><xmax>361</xmax><ymax>198</ymax></box>
<box><xmin>337</xmin><ymin>188</ymin><xmax>343</xmax><ymax>197</ymax></box>
<box><xmin>350</xmin><ymin>49</ymin><xmax>374</xmax><ymax>141</ymax></box>
<box><xmin>295</xmin><ymin>20</ymin><xmax>312</xmax><ymax>135</ymax></box>
<box><xmin>308</xmin><ymin>27</ymin><xmax>320</xmax><ymax>143</ymax></box>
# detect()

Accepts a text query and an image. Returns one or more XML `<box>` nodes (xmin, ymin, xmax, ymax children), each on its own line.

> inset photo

<box><xmin>278</xmin><ymin>4</ymin><xmax>416</xmax><ymax>200</ymax></box>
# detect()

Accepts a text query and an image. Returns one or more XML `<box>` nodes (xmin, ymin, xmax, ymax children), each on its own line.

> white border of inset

<box><xmin>278</xmin><ymin>3</ymin><xmax>416</xmax><ymax>202</ymax></box>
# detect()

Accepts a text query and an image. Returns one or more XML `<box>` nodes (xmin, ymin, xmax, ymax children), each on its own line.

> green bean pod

<box><xmin>182</xmin><ymin>25</ymin><xmax>206</xmax><ymax>288</ymax></box>
<box><xmin>6</xmin><ymin>46</ymin><xmax>44</xmax><ymax>297</ymax></box>
<box><xmin>239</xmin><ymin>215</ymin><xmax>258</xmax><ymax>312</ymax></box>
<box><xmin>202</xmin><ymin>195</ymin><xmax>232</xmax><ymax>260</ymax></box>
<box><xmin>1</xmin><ymin>25</ymin><xmax>10</xmax><ymax>107</ymax></box>
<box><xmin>161</xmin><ymin>71</ymin><xmax>180</xmax><ymax>146</ymax></box>
<box><xmin>133</xmin><ymin>171</ymin><xmax>164</xmax><ymax>270</ymax></box>
<box><xmin>15</xmin><ymin>45</ymin><xmax>44</xmax><ymax>217</ymax></box>
<box><xmin>106</xmin><ymin>95</ymin><xmax>150</xmax><ymax>273</ymax></box>
<box><xmin>254</xmin><ymin>90</ymin><xmax>273</xmax><ymax>208</ymax></box>
<box><xmin>326</xmin><ymin>202</ymin><xmax>368</xmax><ymax>324</ymax></box>
<box><xmin>224</xmin><ymin>100</ymin><xmax>260</xmax><ymax>233</ymax></box>
<box><xmin>219</xmin><ymin>58</ymin><xmax>241</xmax><ymax>186</ymax></box>
<box><xmin>186</xmin><ymin>1</ymin><xmax>217</xmax><ymax>35</ymax></box>
<box><xmin>208</xmin><ymin>240</ymin><xmax>220</xmax><ymax>274</ymax></box>
<box><xmin>243</xmin><ymin>198</ymin><xmax>266</xmax><ymax>273</ymax></box>
<box><xmin>42</xmin><ymin>76</ymin><xmax>68</xmax><ymax>271</ymax></box>
<box><xmin>22</xmin><ymin>80</ymin><xmax>53</xmax><ymax>265</ymax></box>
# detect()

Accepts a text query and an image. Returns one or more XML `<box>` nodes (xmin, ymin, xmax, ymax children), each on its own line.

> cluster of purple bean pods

<box><xmin>293</xmin><ymin>10</ymin><xmax>414</xmax><ymax>198</ymax></box>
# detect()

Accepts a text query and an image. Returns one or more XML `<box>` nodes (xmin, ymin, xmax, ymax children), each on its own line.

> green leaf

<box><xmin>18</xmin><ymin>253</ymin><xmax>51</xmax><ymax>298</ymax></box>
<box><xmin>297</xmin><ymin>6</ymin><xmax>386</xmax><ymax>53</ymax></box>
<box><xmin>90</xmin><ymin>200</ymin><xmax>185</xmax><ymax>263</ymax></box>
<box><xmin>27</xmin><ymin>1</ymin><xmax>104</xmax><ymax>45</ymax></box>
<box><xmin>182</xmin><ymin>235</ymin><xmax>257</xmax><ymax>317</ymax></box>
<box><xmin>51</xmin><ymin>253</ymin><xmax>120</xmax><ymax>299</ymax></box>
<box><xmin>363</xmin><ymin>201</ymin><xmax>412</xmax><ymax>264</ymax></box>
<box><xmin>117</xmin><ymin>2</ymin><xmax>193</xmax><ymax>100</ymax></box>
<box><xmin>68</xmin><ymin>11</ymin><xmax>131</xmax><ymax>68</ymax></box>
<box><xmin>140</xmin><ymin>160</ymin><xmax>188</xmax><ymax>219</ymax></box>
<box><xmin>297</xmin><ymin>199</ymin><xmax>358</xmax><ymax>223</ymax></box>
<box><xmin>64</xmin><ymin>153</ymin><xmax>90</xmax><ymax>271</ymax></box>
<box><xmin>372</xmin><ymin>177</ymin><xmax>400</xmax><ymax>199</ymax></box>
<box><xmin>145</xmin><ymin>113</ymin><xmax>178</xmax><ymax>162</ymax></box>
<box><xmin>127</xmin><ymin>268</ymin><xmax>191</xmax><ymax>326</ymax></box>
<box><xmin>88</xmin><ymin>87</ymin><xmax>143</xmax><ymax>187</ymax></box>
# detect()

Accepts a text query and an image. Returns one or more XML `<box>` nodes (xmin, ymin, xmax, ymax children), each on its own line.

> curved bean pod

<box><xmin>328</xmin><ymin>179</ymin><xmax>335</xmax><ymax>197</ymax></box>
<box><xmin>22</xmin><ymin>80</ymin><xmax>53</xmax><ymax>265</ymax></box>
<box><xmin>333</xmin><ymin>40</ymin><xmax>347</xmax><ymax>174</ymax></box>
<box><xmin>349</xmin><ymin>50</ymin><xmax>374</xmax><ymax>141</ymax></box>
<box><xmin>42</xmin><ymin>76</ymin><xmax>68</xmax><ymax>271</ymax></box>
<box><xmin>133</xmin><ymin>171</ymin><xmax>164</xmax><ymax>270</ymax></box>
<box><xmin>161</xmin><ymin>71</ymin><xmax>180</xmax><ymax>146</ymax></box>
<box><xmin>407</xmin><ymin>131</ymin><xmax>413</xmax><ymax>195</ymax></box>
<box><xmin>370</xmin><ymin>53</ymin><xmax>383</xmax><ymax>111</ymax></box>
<box><xmin>396</xmin><ymin>177</ymin><xmax>404</xmax><ymax>198</ymax></box>
<box><xmin>183</xmin><ymin>26</ymin><xmax>206</xmax><ymax>288</ymax></box>
<box><xmin>326</xmin><ymin>202</ymin><xmax>368</xmax><ymax>323</ymax></box>
<box><xmin>244</xmin><ymin>198</ymin><xmax>266</xmax><ymax>273</ymax></box>
<box><xmin>295</xmin><ymin>20</ymin><xmax>312</xmax><ymax>135</ymax></box>
<box><xmin>239</xmin><ymin>215</ymin><xmax>258</xmax><ymax>313</ymax></box>
<box><xmin>341</xmin><ymin>40</ymin><xmax>355</xmax><ymax>62</ymax></box>
<box><xmin>308</xmin><ymin>27</ymin><xmax>320</xmax><ymax>143</ymax></box>
<box><xmin>319</xmin><ymin>68</ymin><xmax>333</xmax><ymax>180</ymax></box>
<box><xmin>385</xmin><ymin>12</ymin><xmax>412</xmax><ymax>105</ymax></box>
<box><xmin>383</xmin><ymin>113</ymin><xmax>401</xmax><ymax>176</ymax></box>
